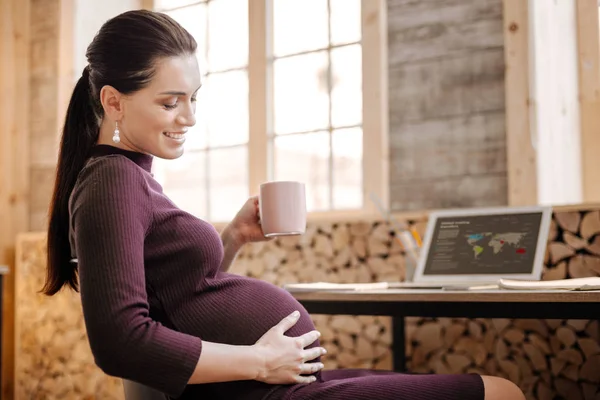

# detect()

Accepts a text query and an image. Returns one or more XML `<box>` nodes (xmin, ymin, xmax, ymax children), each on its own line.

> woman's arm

<box><xmin>189</xmin><ymin>312</ymin><xmax>325</xmax><ymax>385</ymax></box>
<box><xmin>219</xmin><ymin>196</ymin><xmax>270</xmax><ymax>272</ymax></box>
<box><xmin>220</xmin><ymin>224</ymin><xmax>244</xmax><ymax>272</ymax></box>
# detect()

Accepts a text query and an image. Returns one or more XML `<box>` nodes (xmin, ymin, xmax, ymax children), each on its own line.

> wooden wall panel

<box><xmin>29</xmin><ymin>0</ymin><xmax>61</xmax><ymax>231</ymax></box>
<box><xmin>0</xmin><ymin>0</ymin><xmax>31</xmax><ymax>398</ymax></box>
<box><xmin>575</xmin><ymin>0</ymin><xmax>600</xmax><ymax>204</ymax></box>
<box><xmin>388</xmin><ymin>0</ymin><xmax>508</xmax><ymax>212</ymax></box>
<box><xmin>387</xmin><ymin>0</ymin><xmax>504</xmax><ymax>64</ymax></box>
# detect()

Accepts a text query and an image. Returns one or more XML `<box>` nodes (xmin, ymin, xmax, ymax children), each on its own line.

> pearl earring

<box><xmin>113</xmin><ymin>121</ymin><xmax>120</xmax><ymax>143</ymax></box>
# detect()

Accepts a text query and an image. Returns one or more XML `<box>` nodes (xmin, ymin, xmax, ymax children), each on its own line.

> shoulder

<box><xmin>70</xmin><ymin>154</ymin><xmax>153</xmax><ymax>217</ymax></box>
<box><xmin>79</xmin><ymin>154</ymin><xmax>149</xmax><ymax>186</ymax></box>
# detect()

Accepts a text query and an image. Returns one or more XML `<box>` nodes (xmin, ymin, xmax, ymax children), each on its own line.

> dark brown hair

<box><xmin>43</xmin><ymin>10</ymin><xmax>197</xmax><ymax>295</ymax></box>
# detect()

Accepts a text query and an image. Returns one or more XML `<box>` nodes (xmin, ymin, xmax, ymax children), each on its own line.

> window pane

<box><xmin>165</xmin><ymin>4</ymin><xmax>209</xmax><ymax>73</ymax></box>
<box><xmin>331</xmin><ymin>44</ymin><xmax>362</xmax><ymax>127</ymax></box>
<box><xmin>204</xmin><ymin>70</ymin><xmax>249</xmax><ymax>147</ymax></box>
<box><xmin>330</xmin><ymin>0</ymin><xmax>361</xmax><ymax>45</ymax></box>
<box><xmin>332</xmin><ymin>127</ymin><xmax>362</xmax><ymax>209</ymax></box>
<box><xmin>208</xmin><ymin>146</ymin><xmax>248</xmax><ymax>222</ymax></box>
<box><xmin>273</xmin><ymin>52</ymin><xmax>329</xmax><ymax>134</ymax></box>
<box><xmin>273</xmin><ymin>132</ymin><xmax>330</xmax><ymax>211</ymax></box>
<box><xmin>155</xmin><ymin>0</ymin><xmax>206</xmax><ymax>11</ymax></box>
<box><xmin>154</xmin><ymin>152</ymin><xmax>207</xmax><ymax>218</ymax></box>
<box><xmin>208</xmin><ymin>0</ymin><xmax>248</xmax><ymax>71</ymax></box>
<box><xmin>273</xmin><ymin>0</ymin><xmax>329</xmax><ymax>57</ymax></box>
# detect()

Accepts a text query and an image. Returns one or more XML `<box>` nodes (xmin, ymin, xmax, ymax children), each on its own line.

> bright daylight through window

<box><xmin>153</xmin><ymin>0</ymin><xmax>363</xmax><ymax>222</ymax></box>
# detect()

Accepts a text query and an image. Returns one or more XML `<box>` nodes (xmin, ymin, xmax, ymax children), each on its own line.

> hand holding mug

<box><xmin>229</xmin><ymin>196</ymin><xmax>271</xmax><ymax>245</ymax></box>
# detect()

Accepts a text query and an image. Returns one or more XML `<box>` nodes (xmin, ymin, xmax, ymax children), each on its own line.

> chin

<box><xmin>159</xmin><ymin>147</ymin><xmax>185</xmax><ymax>160</ymax></box>
<box><xmin>157</xmin><ymin>135</ymin><xmax>186</xmax><ymax>159</ymax></box>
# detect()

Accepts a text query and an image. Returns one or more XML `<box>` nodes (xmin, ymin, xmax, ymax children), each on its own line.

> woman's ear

<box><xmin>99</xmin><ymin>85</ymin><xmax>124</xmax><ymax>121</ymax></box>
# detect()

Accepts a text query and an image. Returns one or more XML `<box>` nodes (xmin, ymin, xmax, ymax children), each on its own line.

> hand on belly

<box><xmin>252</xmin><ymin>310</ymin><xmax>327</xmax><ymax>384</ymax></box>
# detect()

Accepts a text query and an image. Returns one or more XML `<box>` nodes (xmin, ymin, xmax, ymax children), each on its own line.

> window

<box><xmin>153</xmin><ymin>0</ymin><xmax>387</xmax><ymax>222</ymax></box>
<box><xmin>153</xmin><ymin>0</ymin><xmax>250</xmax><ymax>222</ymax></box>
<box><xmin>270</xmin><ymin>0</ymin><xmax>363</xmax><ymax>212</ymax></box>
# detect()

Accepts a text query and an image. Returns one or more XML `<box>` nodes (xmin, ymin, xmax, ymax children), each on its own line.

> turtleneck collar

<box><xmin>89</xmin><ymin>144</ymin><xmax>153</xmax><ymax>173</ymax></box>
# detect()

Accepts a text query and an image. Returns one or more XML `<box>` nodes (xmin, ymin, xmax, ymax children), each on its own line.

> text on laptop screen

<box><xmin>422</xmin><ymin>212</ymin><xmax>543</xmax><ymax>275</ymax></box>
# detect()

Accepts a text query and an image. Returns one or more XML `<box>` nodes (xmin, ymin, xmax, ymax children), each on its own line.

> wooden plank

<box><xmin>390</xmin><ymin>173</ymin><xmax>508</xmax><ymax>211</ymax></box>
<box><xmin>0</xmin><ymin>0</ymin><xmax>31</xmax><ymax>397</ymax></box>
<box><xmin>387</xmin><ymin>0</ymin><xmax>507</xmax><ymax>212</ymax></box>
<box><xmin>575</xmin><ymin>0</ymin><xmax>600</xmax><ymax>203</ymax></box>
<box><xmin>56</xmin><ymin>0</ymin><xmax>74</xmax><ymax>143</ymax></box>
<box><xmin>390</xmin><ymin>112</ymin><xmax>506</xmax><ymax>181</ymax></box>
<box><xmin>388</xmin><ymin>48</ymin><xmax>505</xmax><ymax>124</ymax></box>
<box><xmin>29</xmin><ymin>167</ymin><xmax>56</xmax><ymax>231</ymax></box>
<box><xmin>388</xmin><ymin>0</ymin><xmax>503</xmax><ymax>65</ymax></box>
<box><xmin>141</xmin><ymin>0</ymin><xmax>154</xmax><ymax>10</ymax></box>
<box><xmin>248</xmin><ymin>0</ymin><xmax>269</xmax><ymax>195</ymax></box>
<box><xmin>30</xmin><ymin>0</ymin><xmax>60</xmax><ymax>235</ymax></box>
<box><xmin>361</xmin><ymin>0</ymin><xmax>389</xmax><ymax>213</ymax></box>
<box><xmin>28</xmin><ymin>0</ymin><xmax>72</xmax><ymax>232</ymax></box>
<box><xmin>529</xmin><ymin>0</ymin><xmax>583</xmax><ymax>205</ymax></box>
<box><xmin>502</xmin><ymin>0</ymin><xmax>537</xmax><ymax>206</ymax></box>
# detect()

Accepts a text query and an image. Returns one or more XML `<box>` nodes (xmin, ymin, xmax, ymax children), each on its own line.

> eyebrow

<box><xmin>158</xmin><ymin>85</ymin><xmax>202</xmax><ymax>96</ymax></box>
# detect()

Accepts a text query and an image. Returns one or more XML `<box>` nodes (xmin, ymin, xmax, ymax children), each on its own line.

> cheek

<box><xmin>132</xmin><ymin>105</ymin><xmax>174</xmax><ymax>132</ymax></box>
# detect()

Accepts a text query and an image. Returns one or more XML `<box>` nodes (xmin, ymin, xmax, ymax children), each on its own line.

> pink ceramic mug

<box><xmin>259</xmin><ymin>181</ymin><xmax>307</xmax><ymax>237</ymax></box>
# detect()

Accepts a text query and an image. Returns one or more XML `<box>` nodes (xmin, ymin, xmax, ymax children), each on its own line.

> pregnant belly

<box><xmin>172</xmin><ymin>274</ymin><xmax>319</xmax><ymax>348</ymax></box>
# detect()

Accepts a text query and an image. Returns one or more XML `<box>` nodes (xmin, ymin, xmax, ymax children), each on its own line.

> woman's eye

<box><xmin>164</xmin><ymin>102</ymin><xmax>178</xmax><ymax>110</ymax></box>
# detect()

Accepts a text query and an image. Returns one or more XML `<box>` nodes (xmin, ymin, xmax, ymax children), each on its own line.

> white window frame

<box><xmin>150</xmin><ymin>0</ymin><xmax>389</xmax><ymax>221</ymax></box>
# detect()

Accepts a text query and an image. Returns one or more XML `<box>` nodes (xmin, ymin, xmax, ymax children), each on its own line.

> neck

<box><xmin>97</xmin><ymin>118</ymin><xmax>139</xmax><ymax>153</ymax></box>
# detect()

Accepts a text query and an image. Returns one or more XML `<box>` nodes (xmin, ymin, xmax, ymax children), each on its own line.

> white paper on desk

<box><xmin>498</xmin><ymin>277</ymin><xmax>600</xmax><ymax>291</ymax></box>
<box><xmin>284</xmin><ymin>282</ymin><xmax>389</xmax><ymax>292</ymax></box>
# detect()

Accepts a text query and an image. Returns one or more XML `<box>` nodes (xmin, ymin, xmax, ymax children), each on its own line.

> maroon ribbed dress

<box><xmin>68</xmin><ymin>145</ymin><xmax>484</xmax><ymax>400</ymax></box>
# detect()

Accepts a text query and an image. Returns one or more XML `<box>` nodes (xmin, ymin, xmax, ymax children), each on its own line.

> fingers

<box><xmin>295</xmin><ymin>330</ymin><xmax>321</xmax><ymax>348</ymax></box>
<box><xmin>291</xmin><ymin>362</ymin><xmax>323</xmax><ymax>384</ymax></box>
<box><xmin>302</xmin><ymin>346</ymin><xmax>327</xmax><ymax>362</ymax></box>
<box><xmin>298</xmin><ymin>362</ymin><xmax>324</xmax><ymax>375</ymax></box>
<box><xmin>275</xmin><ymin>311</ymin><xmax>301</xmax><ymax>333</ymax></box>
<box><xmin>295</xmin><ymin>375</ymin><xmax>317</xmax><ymax>384</ymax></box>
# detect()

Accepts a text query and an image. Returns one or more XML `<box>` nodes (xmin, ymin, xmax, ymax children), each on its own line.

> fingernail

<box><xmin>319</xmin><ymin>363</ymin><xmax>325</xmax><ymax>369</ymax></box>
<box><xmin>316</xmin><ymin>331</ymin><xmax>321</xmax><ymax>337</ymax></box>
<box><xmin>322</xmin><ymin>348</ymin><xmax>327</xmax><ymax>354</ymax></box>
<box><xmin>292</xmin><ymin>311</ymin><xmax>300</xmax><ymax>318</ymax></box>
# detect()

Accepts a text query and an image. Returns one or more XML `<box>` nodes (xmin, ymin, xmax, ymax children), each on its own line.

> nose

<box><xmin>176</xmin><ymin>102</ymin><xmax>196</xmax><ymax>127</ymax></box>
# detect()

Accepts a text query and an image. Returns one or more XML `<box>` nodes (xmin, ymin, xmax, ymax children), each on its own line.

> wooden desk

<box><xmin>291</xmin><ymin>289</ymin><xmax>600</xmax><ymax>372</ymax></box>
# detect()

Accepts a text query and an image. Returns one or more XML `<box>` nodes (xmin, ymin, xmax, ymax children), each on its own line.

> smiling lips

<box><xmin>163</xmin><ymin>131</ymin><xmax>187</xmax><ymax>141</ymax></box>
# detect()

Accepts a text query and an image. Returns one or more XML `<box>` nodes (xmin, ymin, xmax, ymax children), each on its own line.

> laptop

<box><xmin>390</xmin><ymin>206</ymin><xmax>553</xmax><ymax>289</ymax></box>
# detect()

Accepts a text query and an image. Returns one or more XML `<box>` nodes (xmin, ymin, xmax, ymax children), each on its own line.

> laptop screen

<box><xmin>422</xmin><ymin>212</ymin><xmax>544</xmax><ymax>276</ymax></box>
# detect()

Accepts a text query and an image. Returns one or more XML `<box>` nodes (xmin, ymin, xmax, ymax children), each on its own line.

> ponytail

<box><xmin>43</xmin><ymin>10</ymin><xmax>198</xmax><ymax>295</ymax></box>
<box><xmin>43</xmin><ymin>66</ymin><xmax>99</xmax><ymax>295</ymax></box>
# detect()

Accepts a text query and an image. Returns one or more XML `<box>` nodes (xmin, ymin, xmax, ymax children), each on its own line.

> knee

<box><xmin>481</xmin><ymin>376</ymin><xmax>525</xmax><ymax>400</ymax></box>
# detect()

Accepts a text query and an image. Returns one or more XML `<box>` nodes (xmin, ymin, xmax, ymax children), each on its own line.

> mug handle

<box><xmin>256</xmin><ymin>197</ymin><xmax>262</xmax><ymax>225</ymax></box>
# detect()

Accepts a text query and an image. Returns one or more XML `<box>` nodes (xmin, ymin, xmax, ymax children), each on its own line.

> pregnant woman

<box><xmin>44</xmin><ymin>9</ymin><xmax>524</xmax><ymax>400</ymax></box>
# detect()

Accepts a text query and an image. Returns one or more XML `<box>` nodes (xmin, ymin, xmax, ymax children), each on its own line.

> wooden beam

<box><xmin>528</xmin><ymin>0</ymin><xmax>583</xmax><ymax>205</ymax></box>
<box><xmin>57</xmin><ymin>0</ymin><xmax>74</xmax><ymax>138</ymax></box>
<box><xmin>0</xmin><ymin>0</ymin><xmax>30</xmax><ymax>397</ymax></box>
<box><xmin>361</xmin><ymin>0</ymin><xmax>389</xmax><ymax>212</ymax></box>
<box><xmin>575</xmin><ymin>0</ymin><xmax>600</xmax><ymax>203</ymax></box>
<box><xmin>141</xmin><ymin>0</ymin><xmax>154</xmax><ymax>10</ymax></box>
<box><xmin>502</xmin><ymin>0</ymin><xmax>537</xmax><ymax>206</ymax></box>
<box><xmin>248</xmin><ymin>0</ymin><xmax>269</xmax><ymax>195</ymax></box>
